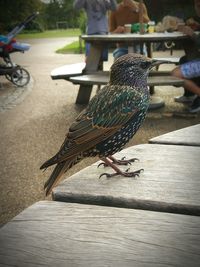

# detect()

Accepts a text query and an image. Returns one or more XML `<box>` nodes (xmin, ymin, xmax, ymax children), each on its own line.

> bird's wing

<box><xmin>64</xmin><ymin>84</ymin><xmax>145</xmax><ymax>150</ymax></box>
<box><xmin>87</xmin><ymin>84</ymin><xmax>146</xmax><ymax>129</ymax></box>
<box><xmin>41</xmin><ymin>84</ymin><xmax>145</xmax><ymax>168</ymax></box>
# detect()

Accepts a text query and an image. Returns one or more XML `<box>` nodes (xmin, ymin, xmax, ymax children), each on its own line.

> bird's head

<box><xmin>109</xmin><ymin>53</ymin><xmax>163</xmax><ymax>88</ymax></box>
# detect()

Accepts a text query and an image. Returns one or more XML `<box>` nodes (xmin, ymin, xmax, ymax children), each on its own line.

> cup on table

<box><xmin>131</xmin><ymin>23</ymin><xmax>140</xmax><ymax>33</ymax></box>
<box><xmin>131</xmin><ymin>23</ymin><xmax>148</xmax><ymax>33</ymax></box>
<box><xmin>148</xmin><ymin>21</ymin><xmax>155</xmax><ymax>33</ymax></box>
<box><xmin>124</xmin><ymin>24</ymin><xmax>132</xmax><ymax>34</ymax></box>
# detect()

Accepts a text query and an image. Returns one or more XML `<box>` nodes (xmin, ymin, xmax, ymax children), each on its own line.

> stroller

<box><xmin>0</xmin><ymin>12</ymin><xmax>38</xmax><ymax>87</ymax></box>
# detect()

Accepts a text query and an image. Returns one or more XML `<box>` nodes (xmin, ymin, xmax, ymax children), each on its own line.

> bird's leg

<box><xmin>98</xmin><ymin>155</ymin><xmax>138</xmax><ymax>168</ymax></box>
<box><xmin>99</xmin><ymin>157</ymin><xmax>143</xmax><ymax>179</ymax></box>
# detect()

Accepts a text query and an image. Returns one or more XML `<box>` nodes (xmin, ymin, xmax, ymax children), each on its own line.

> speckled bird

<box><xmin>41</xmin><ymin>53</ymin><xmax>162</xmax><ymax>196</ymax></box>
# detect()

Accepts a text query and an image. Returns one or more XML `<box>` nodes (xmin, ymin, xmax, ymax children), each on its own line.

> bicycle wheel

<box><xmin>4</xmin><ymin>67</ymin><xmax>17</xmax><ymax>81</ymax></box>
<box><xmin>11</xmin><ymin>67</ymin><xmax>30</xmax><ymax>87</ymax></box>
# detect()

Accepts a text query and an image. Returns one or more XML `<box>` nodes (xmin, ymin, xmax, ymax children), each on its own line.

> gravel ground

<box><xmin>0</xmin><ymin>37</ymin><xmax>199</xmax><ymax>224</ymax></box>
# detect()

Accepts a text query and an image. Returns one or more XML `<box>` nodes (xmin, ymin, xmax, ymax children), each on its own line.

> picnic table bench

<box><xmin>51</xmin><ymin>62</ymin><xmax>183</xmax><ymax>105</ymax></box>
<box><xmin>69</xmin><ymin>70</ymin><xmax>184</xmax><ymax>87</ymax></box>
<box><xmin>51</xmin><ymin>62</ymin><xmax>85</xmax><ymax>80</ymax></box>
<box><xmin>74</xmin><ymin>32</ymin><xmax>188</xmax><ymax>104</ymax></box>
<box><xmin>50</xmin><ymin>32</ymin><xmax>187</xmax><ymax>105</ymax></box>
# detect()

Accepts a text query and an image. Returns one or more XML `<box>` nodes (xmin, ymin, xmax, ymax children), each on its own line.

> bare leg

<box><xmin>183</xmin><ymin>79</ymin><xmax>200</xmax><ymax>96</ymax></box>
<box><xmin>172</xmin><ymin>67</ymin><xmax>200</xmax><ymax>96</ymax></box>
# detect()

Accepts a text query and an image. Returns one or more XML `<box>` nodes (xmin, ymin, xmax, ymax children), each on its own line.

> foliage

<box><xmin>44</xmin><ymin>0</ymin><xmax>79</xmax><ymax>29</ymax></box>
<box><xmin>0</xmin><ymin>0</ymin><xmax>195</xmax><ymax>34</ymax></box>
<box><xmin>77</xmin><ymin>11</ymin><xmax>87</xmax><ymax>34</ymax></box>
<box><xmin>0</xmin><ymin>0</ymin><xmax>43</xmax><ymax>33</ymax></box>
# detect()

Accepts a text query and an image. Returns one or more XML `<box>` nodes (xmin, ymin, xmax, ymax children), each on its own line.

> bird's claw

<box><xmin>110</xmin><ymin>156</ymin><xmax>139</xmax><ymax>166</ymax></box>
<box><xmin>99</xmin><ymin>168</ymin><xmax>144</xmax><ymax>179</ymax></box>
<box><xmin>123</xmin><ymin>168</ymin><xmax>144</xmax><ymax>177</ymax></box>
<box><xmin>98</xmin><ymin>162</ymin><xmax>107</xmax><ymax>168</ymax></box>
<box><xmin>99</xmin><ymin>172</ymin><xmax>115</xmax><ymax>179</ymax></box>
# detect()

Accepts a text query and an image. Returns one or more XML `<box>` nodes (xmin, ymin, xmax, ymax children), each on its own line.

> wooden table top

<box><xmin>1</xmin><ymin>201</ymin><xmax>200</xmax><ymax>267</ymax></box>
<box><xmin>149</xmin><ymin>124</ymin><xmax>200</xmax><ymax>146</ymax></box>
<box><xmin>53</xmin><ymin>144</ymin><xmax>200</xmax><ymax>216</ymax></box>
<box><xmin>81</xmin><ymin>32</ymin><xmax>188</xmax><ymax>43</ymax></box>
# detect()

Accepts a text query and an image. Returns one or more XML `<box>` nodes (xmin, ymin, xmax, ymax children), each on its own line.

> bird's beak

<box><xmin>150</xmin><ymin>59</ymin><xmax>174</xmax><ymax>69</ymax></box>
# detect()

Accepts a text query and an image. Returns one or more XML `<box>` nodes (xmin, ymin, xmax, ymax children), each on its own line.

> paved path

<box><xmin>0</xmin><ymin>37</ymin><xmax>199</xmax><ymax>224</ymax></box>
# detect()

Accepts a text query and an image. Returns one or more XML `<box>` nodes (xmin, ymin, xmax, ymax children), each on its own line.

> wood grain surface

<box><xmin>81</xmin><ymin>32</ymin><xmax>188</xmax><ymax>44</ymax></box>
<box><xmin>0</xmin><ymin>201</ymin><xmax>200</xmax><ymax>267</ymax></box>
<box><xmin>149</xmin><ymin>124</ymin><xmax>200</xmax><ymax>146</ymax></box>
<box><xmin>53</xmin><ymin>144</ymin><xmax>200</xmax><ymax>215</ymax></box>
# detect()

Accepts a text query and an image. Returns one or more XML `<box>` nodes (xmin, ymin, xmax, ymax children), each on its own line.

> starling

<box><xmin>41</xmin><ymin>53</ymin><xmax>162</xmax><ymax>196</ymax></box>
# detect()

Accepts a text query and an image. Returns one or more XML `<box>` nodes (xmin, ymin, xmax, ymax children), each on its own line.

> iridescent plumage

<box><xmin>41</xmin><ymin>53</ymin><xmax>159</xmax><ymax>195</ymax></box>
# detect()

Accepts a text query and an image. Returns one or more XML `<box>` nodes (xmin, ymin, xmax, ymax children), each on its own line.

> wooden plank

<box><xmin>153</xmin><ymin>57</ymin><xmax>180</xmax><ymax>64</ymax></box>
<box><xmin>149</xmin><ymin>70</ymin><xmax>172</xmax><ymax>76</ymax></box>
<box><xmin>75</xmin><ymin>84</ymin><xmax>93</xmax><ymax>105</ymax></box>
<box><xmin>53</xmin><ymin>144</ymin><xmax>200</xmax><ymax>216</ymax></box>
<box><xmin>50</xmin><ymin>62</ymin><xmax>85</xmax><ymax>80</ymax></box>
<box><xmin>0</xmin><ymin>201</ymin><xmax>200</xmax><ymax>267</ymax></box>
<box><xmin>148</xmin><ymin>75</ymin><xmax>183</xmax><ymax>86</ymax></box>
<box><xmin>149</xmin><ymin>124</ymin><xmax>200</xmax><ymax>146</ymax></box>
<box><xmin>81</xmin><ymin>32</ymin><xmax>188</xmax><ymax>43</ymax></box>
<box><xmin>70</xmin><ymin>73</ymin><xmax>184</xmax><ymax>87</ymax></box>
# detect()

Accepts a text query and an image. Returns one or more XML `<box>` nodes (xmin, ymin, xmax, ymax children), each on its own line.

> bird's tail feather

<box><xmin>44</xmin><ymin>159</ymin><xmax>72</xmax><ymax>196</ymax></box>
<box><xmin>40</xmin><ymin>155</ymin><xmax>59</xmax><ymax>170</ymax></box>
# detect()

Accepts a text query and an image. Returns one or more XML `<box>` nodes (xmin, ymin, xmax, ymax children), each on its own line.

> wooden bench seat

<box><xmin>153</xmin><ymin>57</ymin><xmax>180</xmax><ymax>65</ymax></box>
<box><xmin>51</xmin><ymin>62</ymin><xmax>85</xmax><ymax>80</ymax></box>
<box><xmin>50</xmin><ymin>58</ymin><xmax>179</xmax><ymax>81</ymax></box>
<box><xmin>1</xmin><ymin>200</ymin><xmax>200</xmax><ymax>266</ymax></box>
<box><xmin>51</xmin><ymin>61</ymin><xmax>183</xmax><ymax>105</ymax></box>
<box><xmin>70</xmin><ymin>71</ymin><xmax>184</xmax><ymax>87</ymax></box>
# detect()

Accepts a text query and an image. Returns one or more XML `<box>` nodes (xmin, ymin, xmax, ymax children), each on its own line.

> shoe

<box><xmin>189</xmin><ymin>97</ymin><xmax>200</xmax><ymax>113</ymax></box>
<box><xmin>174</xmin><ymin>95</ymin><xmax>197</xmax><ymax>103</ymax></box>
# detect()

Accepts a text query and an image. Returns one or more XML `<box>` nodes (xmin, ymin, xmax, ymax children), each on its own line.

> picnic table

<box><xmin>73</xmin><ymin>32</ymin><xmax>188</xmax><ymax>105</ymax></box>
<box><xmin>0</xmin><ymin>201</ymin><xmax>200</xmax><ymax>267</ymax></box>
<box><xmin>51</xmin><ymin>32</ymin><xmax>188</xmax><ymax>105</ymax></box>
<box><xmin>0</xmin><ymin>124</ymin><xmax>200</xmax><ymax>266</ymax></box>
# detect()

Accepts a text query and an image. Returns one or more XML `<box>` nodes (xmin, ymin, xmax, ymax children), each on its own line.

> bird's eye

<box><xmin>140</xmin><ymin>61</ymin><xmax>151</xmax><ymax>69</ymax></box>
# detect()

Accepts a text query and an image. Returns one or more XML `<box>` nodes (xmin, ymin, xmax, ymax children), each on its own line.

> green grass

<box><xmin>18</xmin><ymin>29</ymin><xmax>81</xmax><ymax>39</ymax></box>
<box><xmin>17</xmin><ymin>28</ymin><xmax>84</xmax><ymax>54</ymax></box>
<box><xmin>56</xmin><ymin>40</ymin><xmax>85</xmax><ymax>54</ymax></box>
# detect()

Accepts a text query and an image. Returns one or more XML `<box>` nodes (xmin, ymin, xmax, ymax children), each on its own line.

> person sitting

<box><xmin>174</xmin><ymin>0</ymin><xmax>200</xmax><ymax>104</ymax></box>
<box><xmin>172</xmin><ymin>25</ymin><xmax>200</xmax><ymax>113</ymax></box>
<box><xmin>109</xmin><ymin>0</ymin><xmax>150</xmax><ymax>60</ymax></box>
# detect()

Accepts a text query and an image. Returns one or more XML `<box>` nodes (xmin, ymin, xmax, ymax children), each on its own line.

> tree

<box><xmin>0</xmin><ymin>0</ymin><xmax>43</xmax><ymax>33</ymax></box>
<box><xmin>44</xmin><ymin>0</ymin><xmax>80</xmax><ymax>29</ymax></box>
